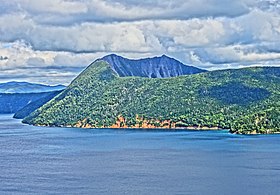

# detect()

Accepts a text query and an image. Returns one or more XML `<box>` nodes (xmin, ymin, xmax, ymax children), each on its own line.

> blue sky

<box><xmin>0</xmin><ymin>0</ymin><xmax>280</xmax><ymax>85</ymax></box>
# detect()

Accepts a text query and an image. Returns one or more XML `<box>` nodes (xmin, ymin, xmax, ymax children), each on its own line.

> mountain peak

<box><xmin>98</xmin><ymin>54</ymin><xmax>206</xmax><ymax>78</ymax></box>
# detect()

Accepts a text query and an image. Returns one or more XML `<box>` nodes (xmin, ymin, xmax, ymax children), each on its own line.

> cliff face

<box><xmin>100</xmin><ymin>54</ymin><xmax>206</xmax><ymax>78</ymax></box>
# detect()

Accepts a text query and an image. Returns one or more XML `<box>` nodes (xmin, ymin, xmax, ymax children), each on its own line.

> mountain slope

<box><xmin>99</xmin><ymin>54</ymin><xmax>206</xmax><ymax>78</ymax></box>
<box><xmin>23</xmin><ymin>60</ymin><xmax>280</xmax><ymax>134</ymax></box>
<box><xmin>13</xmin><ymin>90</ymin><xmax>63</xmax><ymax>119</ymax></box>
<box><xmin>0</xmin><ymin>82</ymin><xmax>65</xmax><ymax>93</ymax></box>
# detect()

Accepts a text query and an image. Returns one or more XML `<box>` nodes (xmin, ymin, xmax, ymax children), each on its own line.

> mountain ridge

<box><xmin>97</xmin><ymin>54</ymin><xmax>206</xmax><ymax>78</ymax></box>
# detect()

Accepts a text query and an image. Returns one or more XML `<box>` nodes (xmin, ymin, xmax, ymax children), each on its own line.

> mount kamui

<box><xmin>99</xmin><ymin>54</ymin><xmax>206</xmax><ymax>78</ymax></box>
<box><xmin>23</xmin><ymin>55</ymin><xmax>280</xmax><ymax>134</ymax></box>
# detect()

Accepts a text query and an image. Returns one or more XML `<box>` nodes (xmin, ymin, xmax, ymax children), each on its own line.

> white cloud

<box><xmin>21</xmin><ymin>0</ymin><xmax>88</xmax><ymax>15</ymax></box>
<box><xmin>0</xmin><ymin>0</ymin><xmax>279</xmax><ymax>84</ymax></box>
<box><xmin>2</xmin><ymin>0</ymin><xmax>256</xmax><ymax>25</ymax></box>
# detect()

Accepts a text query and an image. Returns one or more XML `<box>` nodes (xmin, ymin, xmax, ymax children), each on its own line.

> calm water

<box><xmin>0</xmin><ymin>115</ymin><xmax>280</xmax><ymax>195</ymax></box>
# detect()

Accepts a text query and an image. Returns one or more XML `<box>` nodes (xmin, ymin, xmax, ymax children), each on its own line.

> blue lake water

<box><xmin>0</xmin><ymin>114</ymin><xmax>280</xmax><ymax>195</ymax></box>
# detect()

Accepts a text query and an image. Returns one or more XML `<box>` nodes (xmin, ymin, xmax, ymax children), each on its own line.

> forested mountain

<box><xmin>99</xmin><ymin>54</ymin><xmax>206</xmax><ymax>78</ymax></box>
<box><xmin>23</xmin><ymin>59</ymin><xmax>280</xmax><ymax>134</ymax></box>
<box><xmin>0</xmin><ymin>82</ymin><xmax>65</xmax><ymax>93</ymax></box>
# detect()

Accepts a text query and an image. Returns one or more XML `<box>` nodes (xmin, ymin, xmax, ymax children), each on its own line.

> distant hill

<box><xmin>0</xmin><ymin>82</ymin><xmax>65</xmax><ymax>93</ymax></box>
<box><xmin>0</xmin><ymin>91</ymin><xmax>62</xmax><ymax>114</ymax></box>
<box><xmin>23</xmin><ymin>58</ymin><xmax>280</xmax><ymax>134</ymax></box>
<box><xmin>99</xmin><ymin>54</ymin><xmax>206</xmax><ymax>78</ymax></box>
<box><xmin>0</xmin><ymin>81</ymin><xmax>65</xmax><ymax>114</ymax></box>
<box><xmin>13</xmin><ymin>90</ymin><xmax>63</xmax><ymax>119</ymax></box>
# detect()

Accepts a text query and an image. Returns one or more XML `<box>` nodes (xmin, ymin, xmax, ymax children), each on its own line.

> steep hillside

<box><xmin>13</xmin><ymin>90</ymin><xmax>63</xmax><ymax>119</ymax></box>
<box><xmin>99</xmin><ymin>54</ymin><xmax>206</xmax><ymax>78</ymax></box>
<box><xmin>23</xmin><ymin>60</ymin><xmax>280</xmax><ymax>134</ymax></box>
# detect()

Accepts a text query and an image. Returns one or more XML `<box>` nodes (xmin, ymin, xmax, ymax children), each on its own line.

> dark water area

<box><xmin>0</xmin><ymin>114</ymin><xmax>280</xmax><ymax>195</ymax></box>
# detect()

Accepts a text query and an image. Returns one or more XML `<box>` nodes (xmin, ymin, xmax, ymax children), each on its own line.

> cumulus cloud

<box><xmin>0</xmin><ymin>0</ymin><xmax>279</xmax><ymax>84</ymax></box>
<box><xmin>27</xmin><ymin>57</ymin><xmax>46</xmax><ymax>66</ymax></box>
<box><xmin>1</xmin><ymin>0</ymin><xmax>257</xmax><ymax>25</ymax></box>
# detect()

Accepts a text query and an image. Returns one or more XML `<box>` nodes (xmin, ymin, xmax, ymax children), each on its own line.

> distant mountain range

<box><xmin>99</xmin><ymin>54</ymin><xmax>206</xmax><ymax>78</ymax></box>
<box><xmin>23</xmin><ymin>54</ymin><xmax>280</xmax><ymax>134</ymax></box>
<box><xmin>0</xmin><ymin>82</ymin><xmax>64</xmax><ymax>114</ymax></box>
<box><xmin>13</xmin><ymin>90</ymin><xmax>62</xmax><ymax>119</ymax></box>
<box><xmin>0</xmin><ymin>91</ymin><xmax>62</xmax><ymax>114</ymax></box>
<box><xmin>0</xmin><ymin>82</ymin><xmax>65</xmax><ymax>93</ymax></box>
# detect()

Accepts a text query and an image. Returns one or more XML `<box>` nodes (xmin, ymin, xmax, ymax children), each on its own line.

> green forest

<box><xmin>23</xmin><ymin>61</ymin><xmax>280</xmax><ymax>134</ymax></box>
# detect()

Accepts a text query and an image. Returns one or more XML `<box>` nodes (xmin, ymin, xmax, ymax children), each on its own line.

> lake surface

<box><xmin>0</xmin><ymin>114</ymin><xmax>280</xmax><ymax>195</ymax></box>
